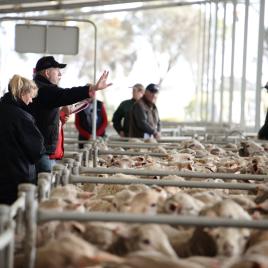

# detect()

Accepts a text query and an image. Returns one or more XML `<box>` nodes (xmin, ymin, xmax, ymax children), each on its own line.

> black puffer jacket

<box><xmin>0</xmin><ymin>93</ymin><xmax>45</xmax><ymax>204</ymax></box>
<box><xmin>29</xmin><ymin>74</ymin><xmax>89</xmax><ymax>154</ymax></box>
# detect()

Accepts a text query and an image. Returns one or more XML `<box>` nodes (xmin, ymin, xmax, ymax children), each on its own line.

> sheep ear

<box><xmin>114</xmin><ymin>225</ymin><xmax>131</xmax><ymax>238</ymax></box>
<box><xmin>70</xmin><ymin>221</ymin><xmax>86</xmax><ymax>233</ymax></box>
<box><xmin>203</xmin><ymin>227</ymin><xmax>212</xmax><ymax>234</ymax></box>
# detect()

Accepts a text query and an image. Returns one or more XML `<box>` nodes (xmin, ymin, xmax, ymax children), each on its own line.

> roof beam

<box><xmin>0</xmin><ymin>0</ymin><xmax>207</xmax><ymax>14</ymax></box>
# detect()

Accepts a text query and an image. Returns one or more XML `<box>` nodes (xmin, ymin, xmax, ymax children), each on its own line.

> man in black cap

<box><xmin>112</xmin><ymin>83</ymin><xmax>144</xmax><ymax>137</ymax></box>
<box><xmin>129</xmin><ymin>83</ymin><xmax>161</xmax><ymax>139</ymax></box>
<box><xmin>29</xmin><ymin>56</ymin><xmax>111</xmax><ymax>173</ymax></box>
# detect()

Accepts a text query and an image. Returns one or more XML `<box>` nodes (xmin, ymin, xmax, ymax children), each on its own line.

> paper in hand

<box><xmin>69</xmin><ymin>99</ymin><xmax>91</xmax><ymax>114</ymax></box>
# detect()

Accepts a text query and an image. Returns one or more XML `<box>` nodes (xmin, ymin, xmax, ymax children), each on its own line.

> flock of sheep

<box><xmin>8</xmin><ymin>134</ymin><xmax>268</xmax><ymax>267</ymax></box>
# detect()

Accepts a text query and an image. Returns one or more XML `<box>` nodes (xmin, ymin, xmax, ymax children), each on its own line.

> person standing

<box><xmin>129</xmin><ymin>83</ymin><xmax>161</xmax><ymax>139</ymax></box>
<box><xmin>75</xmin><ymin>98</ymin><xmax>108</xmax><ymax>148</ymax></box>
<box><xmin>112</xmin><ymin>83</ymin><xmax>144</xmax><ymax>137</ymax></box>
<box><xmin>0</xmin><ymin>75</ymin><xmax>45</xmax><ymax>204</ymax></box>
<box><xmin>29</xmin><ymin>56</ymin><xmax>111</xmax><ymax>173</ymax></box>
<box><xmin>258</xmin><ymin>82</ymin><xmax>268</xmax><ymax>140</ymax></box>
<box><xmin>49</xmin><ymin>106</ymin><xmax>71</xmax><ymax>160</ymax></box>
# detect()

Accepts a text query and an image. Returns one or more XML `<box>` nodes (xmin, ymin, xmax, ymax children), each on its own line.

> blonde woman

<box><xmin>0</xmin><ymin>74</ymin><xmax>45</xmax><ymax>205</ymax></box>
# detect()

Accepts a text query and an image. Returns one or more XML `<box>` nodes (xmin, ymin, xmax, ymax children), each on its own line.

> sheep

<box><xmin>239</xmin><ymin>141</ymin><xmax>265</xmax><ymax>157</ymax></box>
<box><xmin>82</xmin><ymin>222</ymin><xmax>126</xmax><ymax>251</ymax></box>
<box><xmin>199</xmin><ymin>199</ymin><xmax>252</xmax><ymax>220</ymax></box>
<box><xmin>223</xmin><ymin>254</ymin><xmax>268</xmax><ymax>268</ymax></box>
<box><xmin>175</xmin><ymin>227</ymin><xmax>250</xmax><ymax>258</ymax></box>
<box><xmin>228</xmin><ymin>195</ymin><xmax>256</xmax><ymax>210</ymax></box>
<box><xmin>165</xmin><ymin>228</ymin><xmax>194</xmax><ymax>257</ymax></box>
<box><xmin>84</xmin><ymin>198</ymin><xmax>116</xmax><ymax>212</ymax></box>
<box><xmin>160</xmin><ymin>175</ymin><xmax>185</xmax><ymax>195</ymax></box>
<box><xmin>118</xmin><ymin>250</ymin><xmax>204</xmax><ymax>268</ymax></box>
<box><xmin>125</xmin><ymin>190</ymin><xmax>160</xmax><ymax>214</ymax></box>
<box><xmin>112</xmin><ymin>189</ymin><xmax>136</xmax><ymax>212</ymax></box>
<box><xmin>111</xmin><ymin>224</ymin><xmax>177</xmax><ymax>258</ymax></box>
<box><xmin>192</xmin><ymin>191</ymin><xmax>223</xmax><ymax>206</ymax></box>
<box><xmin>246</xmin><ymin>230</ymin><xmax>268</xmax><ymax>250</ymax></box>
<box><xmin>186</xmin><ymin>256</ymin><xmax>225</xmax><ymax>268</ymax></box>
<box><xmin>182</xmin><ymin>139</ymin><xmax>206</xmax><ymax>150</ymax></box>
<box><xmin>162</xmin><ymin>192</ymin><xmax>205</xmax><ymax>216</ymax></box>
<box><xmin>205</xmin><ymin>227</ymin><xmax>250</xmax><ymax>257</ymax></box>
<box><xmin>50</xmin><ymin>184</ymin><xmax>92</xmax><ymax>200</ymax></box>
<box><xmin>246</xmin><ymin>241</ymin><xmax>268</xmax><ymax>256</ymax></box>
<box><xmin>16</xmin><ymin>233</ymin><xmax>123</xmax><ymax>268</ymax></box>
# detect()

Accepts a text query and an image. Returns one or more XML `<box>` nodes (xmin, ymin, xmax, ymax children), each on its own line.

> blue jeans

<box><xmin>36</xmin><ymin>154</ymin><xmax>56</xmax><ymax>174</ymax></box>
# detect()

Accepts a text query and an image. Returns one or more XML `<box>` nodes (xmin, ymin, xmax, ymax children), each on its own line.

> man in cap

<box><xmin>129</xmin><ymin>83</ymin><xmax>161</xmax><ymax>139</ymax></box>
<box><xmin>29</xmin><ymin>56</ymin><xmax>111</xmax><ymax>173</ymax></box>
<box><xmin>112</xmin><ymin>83</ymin><xmax>145</xmax><ymax>137</ymax></box>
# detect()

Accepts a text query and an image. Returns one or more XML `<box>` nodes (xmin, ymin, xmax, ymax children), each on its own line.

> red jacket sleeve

<box><xmin>75</xmin><ymin>113</ymin><xmax>90</xmax><ymax>139</ymax></box>
<box><xmin>60</xmin><ymin>110</ymin><xmax>66</xmax><ymax>125</ymax></box>
<box><xmin>96</xmin><ymin>104</ymin><xmax>108</xmax><ymax>136</ymax></box>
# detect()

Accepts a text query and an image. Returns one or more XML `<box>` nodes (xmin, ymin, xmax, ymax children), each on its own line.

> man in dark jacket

<box><xmin>129</xmin><ymin>83</ymin><xmax>161</xmax><ymax>139</ymax></box>
<box><xmin>112</xmin><ymin>83</ymin><xmax>144</xmax><ymax>137</ymax></box>
<box><xmin>29</xmin><ymin>56</ymin><xmax>111</xmax><ymax>172</ymax></box>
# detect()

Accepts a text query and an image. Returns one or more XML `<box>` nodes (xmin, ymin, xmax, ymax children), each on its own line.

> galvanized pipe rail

<box><xmin>37</xmin><ymin>210</ymin><xmax>268</xmax><ymax>230</ymax></box>
<box><xmin>108</xmin><ymin>136</ymin><xmax>191</xmax><ymax>143</ymax></box>
<box><xmin>69</xmin><ymin>174</ymin><xmax>257</xmax><ymax>191</ymax></box>
<box><xmin>64</xmin><ymin>151</ymin><xmax>83</xmax><ymax>164</ymax></box>
<box><xmin>107</xmin><ymin>142</ymin><xmax>180</xmax><ymax>149</ymax></box>
<box><xmin>0</xmin><ymin>206</ymin><xmax>14</xmax><ymax>268</ymax></box>
<box><xmin>0</xmin><ymin>229</ymin><xmax>13</xmax><ymax>251</ymax></box>
<box><xmin>107</xmin><ymin>138</ymin><xmax>246</xmax><ymax>147</ymax></box>
<box><xmin>10</xmin><ymin>194</ymin><xmax>25</xmax><ymax>219</ymax></box>
<box><xmin>37</xmin><ymin>173</ymin><xmax>53</xmax><ymax>202</ymax></box>
<box><xmin>10</xmin><ymin>193</ymin><xmax>26</xmax><ymax>236</ymax></box>
<box><xmin>18</xmin><ymin>184</ymin><xmax>37</xmax><ymax>268</ymax></box>
<box><xmin>107</xmin><ymin>140</ymin><xmax>241</xmax><ymax>150</ymax></box>
<box><xmin>97</xmin><ymin>149</ymin><xmax>167</xmax><ymax>157</ymax></box>
<box><xmin>77</xmin><ymin>167</ymin><xmax>268</xmax><ymax>182</ymax></box>
<box><xmin>64</xmin><ymin>138</ymin><xmax>95</xmax><ymax>145</ymax></box>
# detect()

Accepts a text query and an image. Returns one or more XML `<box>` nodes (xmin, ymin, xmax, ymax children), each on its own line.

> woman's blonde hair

<box><xmin>9</xmin><ymin>74</ymin><xmax>38</xmax><ymax>100</ymax></box>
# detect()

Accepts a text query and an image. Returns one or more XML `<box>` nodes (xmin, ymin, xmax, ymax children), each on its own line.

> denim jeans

<box><xmin>36</xmin><ymin>154</ymin><xmax>56</xmax><ymax>174</ymax></box>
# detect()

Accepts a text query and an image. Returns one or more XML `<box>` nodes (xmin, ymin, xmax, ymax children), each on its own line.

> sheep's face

<box><xmin>164</xmin><ymin>193</ymin><xmax>203</xmax><ymax>216</ymax></box>
<box><xmin>208</xmin><ymin>228</ymin><xmax>250</xmax><ymax>257</ymax></box>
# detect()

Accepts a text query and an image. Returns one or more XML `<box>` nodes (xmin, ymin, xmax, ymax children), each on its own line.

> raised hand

<box><xmin>88</xmin><ymin>71</ymin><xmax>112</xmax><ymax>98</ymax></box>
<box><xmin>94</xmin><ymin>70</ymin><xmax>112</xmax><ymax>91</ymax></box>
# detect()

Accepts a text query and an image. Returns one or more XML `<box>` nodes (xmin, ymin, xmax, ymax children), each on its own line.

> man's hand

<box><xmin>89</xmin><ymin>70</ymin><xmax>112</xmax><ymax>97</ymax></box>
<box><xmin>119</xmin><ymin>131</ymin><xmax>125</xmax><ymax>137</ymax></box>
<box><xmin>153</xmin><ymin>132</ymin><xmax>161</xmax><ymax>139</ymax></box>
<box><xmin>61</xmin><ymin>106</ymin><xmax>71</xmax><ymax>116</ymax></box>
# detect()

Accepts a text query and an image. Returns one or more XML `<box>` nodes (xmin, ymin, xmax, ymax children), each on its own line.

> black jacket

<box><xmin>258</xmin><ymin>109</ymin><xmax>268</xmax><ymax>140</ymax></box>
<box><xmin>129</xmin><ymin>96</ymin><xmax>161</xmax><ymax>138</ymax></box>
<box><xmin>29</xmin><ymin>74</ymin><xmax>89</xmax><ymax>154</ymax></box>
<box><xmin>0</xmin><ymin>93</ymin><xmax>45</xmax><ymax>204</ymax></box>
<box><xmin>112</xmin><ymin>98</ymin><xmax>136</xmax><ymax>136</ymax></box>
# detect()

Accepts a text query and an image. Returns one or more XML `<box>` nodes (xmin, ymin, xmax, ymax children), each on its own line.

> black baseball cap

<box><xmin>146</xmin><ymin>83</ymin><xmax>159</xmax><ymax>93</ymax></box>
<box><xmin>35</xmin><ymin>56</ymin><xmax>66</xmax><ymax>72</ymax></box>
